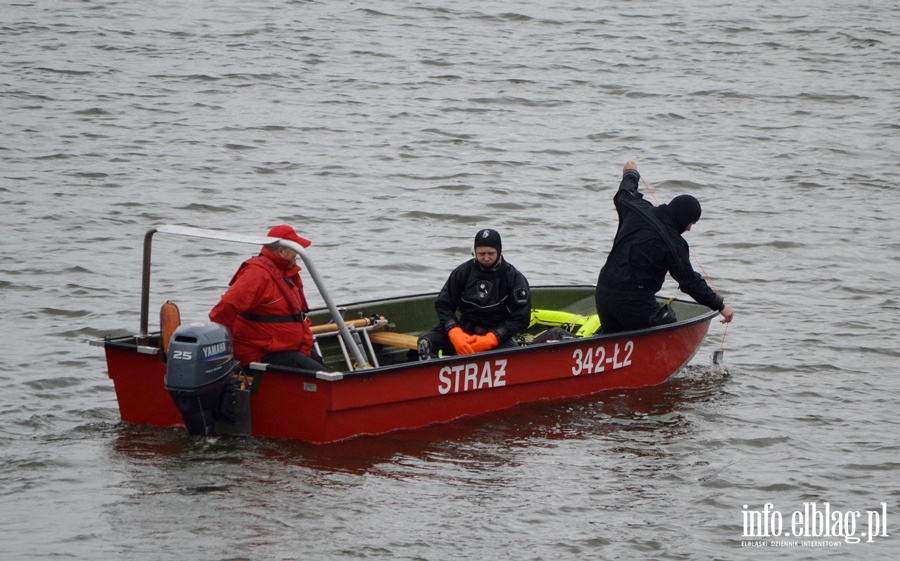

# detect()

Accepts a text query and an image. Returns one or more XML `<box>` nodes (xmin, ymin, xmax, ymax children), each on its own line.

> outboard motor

<box><xmin>164</xmin><ymin>322</ymin><xmax>239</xmax><ymax>436</ymax></box>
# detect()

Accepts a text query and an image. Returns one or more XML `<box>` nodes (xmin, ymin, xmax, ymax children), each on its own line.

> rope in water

<box><xmin>640</xmin><ymin>175</ymin><xmax>728</xmax><ymax>354</ymax></box>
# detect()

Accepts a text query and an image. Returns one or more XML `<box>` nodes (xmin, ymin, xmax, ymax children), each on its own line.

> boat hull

<box><xmin>98</xmin><ymin>287</ymin><xmax>715</xmax><ymax>443</ymax></box>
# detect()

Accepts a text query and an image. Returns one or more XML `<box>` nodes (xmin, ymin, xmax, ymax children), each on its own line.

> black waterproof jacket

<box><xmin>596</xmin><ymin>169</ymin><xmax>724</xmax><ymax>312</ymax></box>
<box><xmin>435</xmin><ymin>257</ymin><xmax>531</xmax><ymax>343</ymax></box>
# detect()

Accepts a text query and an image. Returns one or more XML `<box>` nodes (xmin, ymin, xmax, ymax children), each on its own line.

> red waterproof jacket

<box><xmin>209</xmin><ymin>248</ymin><xmax>314</xmax><ymax>366</ymax></box>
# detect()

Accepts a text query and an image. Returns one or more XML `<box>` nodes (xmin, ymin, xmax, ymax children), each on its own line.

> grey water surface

<box><xmin>1</xmin><ymin>1</ymin><xmax>898</xmax><ymax>560</ymax></box>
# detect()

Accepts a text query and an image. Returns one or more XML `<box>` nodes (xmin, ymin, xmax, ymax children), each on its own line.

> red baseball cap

<box><xmin>267</xmin><ymin>224</ymin><xmax>312</xmax><ymax>248</ymax></box>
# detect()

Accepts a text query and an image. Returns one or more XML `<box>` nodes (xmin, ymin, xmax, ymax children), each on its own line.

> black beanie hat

<box><xmin>667</xmin><ymin>195</ymin><xmax>702</xmax><ymax>233</ymax></box>
<box><xmin>474</xmin><ymin>228</ymin><xmax>502</xmax><ymax>254</ymax></box>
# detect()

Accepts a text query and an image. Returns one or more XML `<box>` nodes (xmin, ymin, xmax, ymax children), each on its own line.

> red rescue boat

<box><xmin>92</xmin><ymin>226</ymin><xmax>718</xmax><ymax>443</ymax></box>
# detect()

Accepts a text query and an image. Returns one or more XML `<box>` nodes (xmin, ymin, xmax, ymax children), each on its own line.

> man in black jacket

<box><xmin>417</xmin><ymin>229</ymin><xmax>531</xmax><ymax>360</ymax></box>
<box><xmin>595</xmin><ymin>161</ymin><xmax>734</xmax><ymax>333</ymax></box>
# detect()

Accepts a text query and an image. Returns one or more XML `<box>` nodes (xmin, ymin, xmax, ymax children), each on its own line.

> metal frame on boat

<box><xmin>92</xmin><ymin>225</ymin><xmax>718</xmax><ymax>443</ymax></box>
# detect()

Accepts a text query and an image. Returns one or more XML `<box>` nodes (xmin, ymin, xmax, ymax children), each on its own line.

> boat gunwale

<box><xmin>95</xmin><ymin>284</ymin><xmax>718</xmax><ymax>381</ymax></box>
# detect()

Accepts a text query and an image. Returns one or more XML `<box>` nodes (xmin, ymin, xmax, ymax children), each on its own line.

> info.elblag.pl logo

<box><xmin>742</xmin><ymin>502</ymin><xmax>889</xmax><ymax>546</ymax></box>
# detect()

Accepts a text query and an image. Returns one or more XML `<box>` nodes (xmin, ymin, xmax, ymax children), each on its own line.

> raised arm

<box><xmin>619</xmin><ymin>160</ymin><xmax>641</xmax><ymax>195</ymax></box>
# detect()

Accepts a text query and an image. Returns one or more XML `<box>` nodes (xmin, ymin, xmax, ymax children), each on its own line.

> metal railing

<box><xmin>140</xmin><ymin>225</ymin><xmax>370</xmax><ymax>370</ymax></box>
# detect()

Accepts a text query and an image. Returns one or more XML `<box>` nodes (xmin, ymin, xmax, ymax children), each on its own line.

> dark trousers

<box><xmin>595</xmin><ymin>288</ymin><xmax>676</xmax><ymax>334</ymax></box>
<box><xmin>262</xmin><ymin>350</ymin><xmax>328</xmax><ymax>371</ymax></box>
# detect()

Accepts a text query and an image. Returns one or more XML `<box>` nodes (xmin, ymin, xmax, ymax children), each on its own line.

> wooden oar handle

<box><xmin>310</xmin><ymin>316</ymin><xmax>384</xmax><ymax>335</ymax></box>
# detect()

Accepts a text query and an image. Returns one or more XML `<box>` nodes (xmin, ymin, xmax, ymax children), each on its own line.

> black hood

<box><xmin>661</xmin><ymin>195</ymin><xmax>701</xmax><ymax>233</ymax></box>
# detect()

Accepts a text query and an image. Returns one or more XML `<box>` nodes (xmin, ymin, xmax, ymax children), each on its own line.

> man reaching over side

<box><xmin>595</xmin><ymin>161</ymin><xmax>734</xmax><ymax>333</ymax></box>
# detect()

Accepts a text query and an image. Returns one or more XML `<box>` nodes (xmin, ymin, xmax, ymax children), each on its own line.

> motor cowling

<box><xmin>164</xmin><ymin>322</ymin><xmax>239</xmax><ymax>436</ymax></box>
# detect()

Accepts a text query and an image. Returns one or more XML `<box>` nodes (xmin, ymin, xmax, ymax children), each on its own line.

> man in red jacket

<box><xmin>209</xmin><ymin>224</ymin><xmax>325</xmax><ymax>371</ymax></box>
